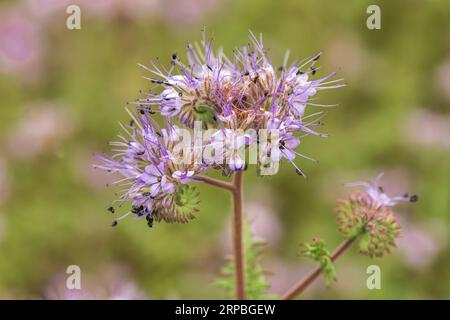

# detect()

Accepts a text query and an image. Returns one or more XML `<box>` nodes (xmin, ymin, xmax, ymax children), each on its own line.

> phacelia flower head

<box><xmin>97</xmin><ymin>31</ymin><xmax>344</xmax><ymax>228</ymax></box>
<box><xmin>336</xmin><ymin>174</ymin><xmax>418</xmax><ymax>258</ymax></box>
<box><xmin>133</xmin><ymin>31</ymin><xmax>344</xmax><ymax>176</ymax></box>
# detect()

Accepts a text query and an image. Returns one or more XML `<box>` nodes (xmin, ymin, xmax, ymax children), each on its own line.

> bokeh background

<box><xmin>0</xmin><ymin>0</ymin><xmax>449</xmax><ymax>299</ymax></box>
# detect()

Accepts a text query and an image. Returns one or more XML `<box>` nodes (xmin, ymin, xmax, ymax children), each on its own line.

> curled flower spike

<box><xmin>337</xmin><ymin>174</ymin><xmax>417</xmax><ymax>258</ymax></box>
<box><xmin>94</xmin><ymin>111</ymin><xmax>206</xmax><ymax>226</ymax></box>
<box><xmin>336</xmin><ymin>192</ymin><xmax>400</xmax><ymax>258</ymax></box>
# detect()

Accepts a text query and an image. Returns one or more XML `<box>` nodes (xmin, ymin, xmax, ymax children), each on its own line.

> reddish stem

<box><xmin>192</xmin><ymin>175</ymin><xmax>235</xmax><ymax>192</ymax></box>
<box><xmin>232</xmin><ymin>171</ymin><xmax>245</xmax><ymax>300</ymax></box>
<box><xmin>192</xmin><ymin>172</ymin><xmax>245</xmax><ymax>299</ymax></box>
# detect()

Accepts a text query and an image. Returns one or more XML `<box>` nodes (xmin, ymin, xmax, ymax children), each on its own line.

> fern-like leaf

<box><xmin>215</xmin><ymin>221</ymin><xmax>276</xmax><ymax>299</ymax></box>
<box><xmin>299</xmin><ymin>238</ymin><xmax>336</xmax><ymax>285</ymax></box>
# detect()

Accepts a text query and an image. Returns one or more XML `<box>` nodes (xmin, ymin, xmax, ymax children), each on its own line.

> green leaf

<box><xmin>215</xmin><ymin>220</ymin><xmax>275</xmax><ymax>299</ymax></box>
<box><xmin>299</xmin><ymin>238</ymin><xmax>336</xmax><ymax>285</ymax></box>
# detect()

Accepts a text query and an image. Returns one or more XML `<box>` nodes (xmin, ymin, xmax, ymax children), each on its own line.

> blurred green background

<box><xmin>0</xmin><ymin>0</ymin><xmax>449</xmax><ymax>299</ymax></box>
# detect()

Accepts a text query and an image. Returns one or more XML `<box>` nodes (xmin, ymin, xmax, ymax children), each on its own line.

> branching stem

<box><xmin>192</xmin><ymin>175</ymin><xmax>235</xmax><ymax>192</ymax></box>
<box><xmin>193</xmin><ymin>172</ymin><xmax>246</xmax><ymax>299</ymax></box>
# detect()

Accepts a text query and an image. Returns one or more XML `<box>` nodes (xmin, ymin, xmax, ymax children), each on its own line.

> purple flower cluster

<box><xmin>135</xmin><ymin>32</ymin><xmax>344</xmax><ymax>176</ymax></box>
<box><xmin>97</xmin><ymin>32</ymin><xmax>343</xmax><ymax>227</ymax></box>
<box><xmin>96</xmin><ymin>114</ymin><xmax>205</xmax><ymax>225</ymax></box>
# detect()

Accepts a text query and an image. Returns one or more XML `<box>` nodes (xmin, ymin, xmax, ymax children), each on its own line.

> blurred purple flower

<box><xmin>79</xmin><ymin>0</ymin><xmax>159</xmax><ymax>20</ymax></box>
<box><xmin>266</xmin><ymin>259</ymin><xmax>315</xmax><ymax>297</ymax></box>
<box><xmin>0</xmin><ymin>156</ymin><xmax>9</xmax><ymax>206</ymax></box>
<box><xmin>6</xmin><ymin>103</ymin><xmax>76</xmax><ymax>159</ymax></box>
<box><xmin>45</xmin><ymin>266</ymin><xmax>146</xmax><ymax>300</ymax></box>
<box><xmin>0</xmin><ymin>212</ymin><xmax>5</xmax><ymax>244</ymax></box>
<box><xmin>434</xmin><ymin>59</ymin><xmax>450</xmax><ymax>103</ymax></box>
<box><xmin>326</xmin><ymin>34</ymin><xmax>366</xmax><ymax>81</ymax></box>
<box><xmin>0</xmin><ymin>8</ymin><xmax>44</xmax><ymax>81</ymax></box>
<box><xmin>25</xmin><ymin>0</ymin><xmax>70</xmax><ymax>19</ymax></box>
<box><xmin>397</xmin><ymin>219</ymin><xmax>446</xmax><ymax>271</ymax></box>
<box><xmin>162</xmin><ymin>0</ymin><xmax>222</xmax><ymax>26</ymax></box>
<box><xmin>246</xmin><ymin>202</ymin><xmax>282</xmax><ymax>245</ymax></box>
<box><xmin>220</xmin><ymin>186</ymin><xmax>281</xmax><ymax>250</ymax></box>
<box><xmin>403</xmin><ymin>110</ymin><xmax>450</xmax><ymax>150</ymax></box>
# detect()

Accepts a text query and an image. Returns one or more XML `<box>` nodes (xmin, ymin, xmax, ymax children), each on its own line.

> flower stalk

<box><xmin>232</xmin><ymin>171</ymin><xmax>245</xmax><ymax>300</ymax></box>
<box><xmin>194</xmin><ymin>172</ymin><xmax>246</xmax><ymax>299</ymax></box>
<box><xmin>192</xmin><ymin>175</ymin><xmax>235</xmax><ymax>192</ymax></box>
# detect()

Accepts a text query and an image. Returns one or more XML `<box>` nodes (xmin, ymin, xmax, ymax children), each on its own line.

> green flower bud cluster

<box><xmin>336</xmin><ymin>192</ymin><xmax>400</xmax><ymax>258</ymax></box>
